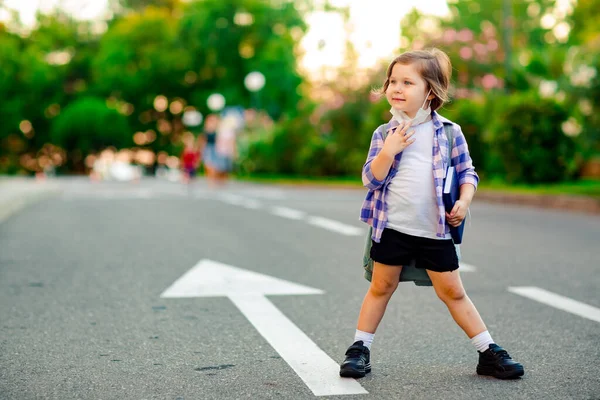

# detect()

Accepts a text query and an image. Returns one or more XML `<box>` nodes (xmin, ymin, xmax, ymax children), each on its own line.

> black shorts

<box><xmin>370</xmin><ymin>228</ymin><xmax>458</xmax><ymax>272</ymax></box>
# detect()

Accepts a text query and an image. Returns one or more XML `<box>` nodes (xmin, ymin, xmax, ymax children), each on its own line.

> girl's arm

<box><xmin>446</xmin><ymin>124</ymin><xmax>479</xmax><ymax>226</ymax></box>
<box><xmin>450</xmin><ymin>125</ymin><xmax>479</xmax><ymax>193</ymax></box>
<box><xmin>361</xmin><ymin>129</ymin><xmax>387</xmax><ymax>190</ymax></box>
<box><xmin>370</xmin><ymin>151</ymin><xmax>395</xmax><ymax>182</ymax></box>
<box><xmin>362</xmin><ymin>122</ymin><xmax>414</xmax><ymax>189</ymax></box>
<box><xmin>459</xmin><ymin>183</ymin><xmax>476</xmax><ymax>205</ymax></box>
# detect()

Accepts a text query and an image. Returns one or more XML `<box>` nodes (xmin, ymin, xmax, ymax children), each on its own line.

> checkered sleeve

<box><xmin>451</xmin><ymin>125</ymin><xmax>479</xmax><ymax>189</ymax></box>
<box><xmin>361</xmin><ymin>128</ymin><xmax>387</xmax><ymax>190</ymax></box>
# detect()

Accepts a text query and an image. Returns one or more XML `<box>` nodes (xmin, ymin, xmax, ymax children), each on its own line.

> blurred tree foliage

<box><xmin>116</xmin><ymin>0</ymin><xmax>181</xmax><ymax>12</ymax></box>
<box><xmin>51</xmin><ymin>97</ymin><xmax>131</xmax><ymax>171</ymax></box>
<box><xmin>0</xmin><ymin>0</ymin><xmax>598</xmax><ymax>183</ymax></box>
<box><xmin>0</xmin><ymin>0</ymin><xmax>312</xmax><ymax>174</ymax></box>
<box><xmin>487</xmin><ymin>93</ymin><xmax>576</xmax><ymax>183</ymax></box>
<box><xmin>177</xmin><ymin>0</ymin><xmax>308</xmax><ymax>119</ymax></box>
<box><xmin>391</xmin><ymin>0</ymin><xmax>599</xmax><ymax>182</ymax></box>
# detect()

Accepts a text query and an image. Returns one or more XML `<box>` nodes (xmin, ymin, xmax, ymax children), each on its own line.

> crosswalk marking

<box><xmin>508</xmin><ymin>286</ymin><xmax>600</xmax><ymax>323</ymax></box>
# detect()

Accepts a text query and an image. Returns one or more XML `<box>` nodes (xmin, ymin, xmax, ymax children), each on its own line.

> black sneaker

<box><xmin>339</xmin><ymin>341</ymin><xmax>371</xmax><ymax>378</ymax></box>
<box><xmin>477</xmin><ymin>343</ymin><xmax>524</xmax><ymax>379</ymax></box>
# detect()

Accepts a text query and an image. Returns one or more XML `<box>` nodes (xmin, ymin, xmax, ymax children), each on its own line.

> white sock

<box><xmin>471</xmin><ymin>331</ymin><xmax>495</xmax><ymax>353</ymax></box>
<box><xmin>354</xmin><ymin>329</ymin><xmax>375</xmax><ymax>350</ymax></box>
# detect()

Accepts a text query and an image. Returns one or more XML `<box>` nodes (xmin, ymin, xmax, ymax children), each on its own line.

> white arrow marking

<box><xmin>160</xmin><ymin>259</ymin><xmax>367</xmax><ymax>396</ymax></box>
<box><xmin>508</xmin><ymin>286</ymin><xmax>600</xmax><ymax>323</ymax></box>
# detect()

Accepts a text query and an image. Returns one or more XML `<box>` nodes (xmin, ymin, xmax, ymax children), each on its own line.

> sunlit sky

<box><xmin>1</xmin><ymin>0</ymin><xmax>449</xmax><ymax>71</ymax></box>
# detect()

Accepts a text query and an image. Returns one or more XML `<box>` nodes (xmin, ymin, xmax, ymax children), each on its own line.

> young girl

<box><xmin>339</xmin><ymin>48</ymin><xmax>524</xmax><ymax>380</ymax></box>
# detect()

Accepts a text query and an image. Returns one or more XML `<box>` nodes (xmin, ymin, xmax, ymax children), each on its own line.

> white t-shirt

<box><xmin>385</xmin><ymin>120</ymin><xmax>451</xmax><ymax>240</ymax></box>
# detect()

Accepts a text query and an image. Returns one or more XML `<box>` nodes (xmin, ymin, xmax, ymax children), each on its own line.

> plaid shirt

<box><xmin>360</xmin><ymin>111</ymin><xmax>479</xmax><ymax>242</ymax></box>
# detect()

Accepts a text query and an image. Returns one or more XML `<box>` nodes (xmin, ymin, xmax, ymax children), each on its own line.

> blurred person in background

<box><xmin>180</xmin><ymin>137</ymin><xmax>201</xmax><ymax>185</ymax></box>
<box><xmin>200</xmin><ymin>113</ymin><xmax>222</xmax><ymax>186</ymax></box>
<box><xmin>212</xmin><ymin>114</ymin><xmax>239</xmax><ymax>185</ymax></box>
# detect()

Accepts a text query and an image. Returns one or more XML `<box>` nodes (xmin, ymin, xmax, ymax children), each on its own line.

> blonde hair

<box><xmin>376</xmin><ymin>48</ymin><xmax>452</xmax><ymax>111</ymax></box>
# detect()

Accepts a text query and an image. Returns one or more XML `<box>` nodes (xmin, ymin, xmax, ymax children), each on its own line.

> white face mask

<box><xmin>390</xmin><ymin>89</ymin><xmax>432</xmax><ymax>126</ymax></box>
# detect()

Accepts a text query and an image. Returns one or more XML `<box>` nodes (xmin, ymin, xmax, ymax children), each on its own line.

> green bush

<box><xmin>486</xmin><ymin>92</ymin><xmax>577</xmax><ymax>183</ymax></box>
<box><xmin>236</xmin><ymin>127</ymin><xmax>279</xmax><ymax>175</ymax></box>
<box><xmin>563</xmin><ymin>51</ymin><xmax>600</xmax><ymax>162</ymax></box>
<box><xmin>237</xmin><ymin>116</ymin><xmax>319</xmax><ymax>175</ymax></box>
<box><xmin>293</xmin><ymin>135</ymin><xmax>339</xmax><ymax>176</ymax></box>
<box><xmin>51</xmin><ymin>97</ymin><xmax>131</xmax><ymax>152</ymax></box>
<box><xmin>439</xmin><ymin>97</ymin><xmax>487</xmax><ymax>177</ymax></box>
<box><xmin>50</xmin><ymin>97</ymin><xmax>131</xmax><ymax>170</ymax></box>
<box><xmin>322</xmin><ymin>93</ymin><xmax>373</xmax><ymax>176</ymax></box>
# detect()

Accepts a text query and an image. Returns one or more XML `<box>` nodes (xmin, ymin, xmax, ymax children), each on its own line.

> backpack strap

<box><xmin>383</xmin><ymin>121</ymin><xmax>395</xmax><ymax>140</ymax></box>
<box><xmin>442</xmin><ymin>121</ymin><xmax>470</xmax><ymax>235</ymax></box>
<box><xmin>443</xmin><ymin>123</ymin><xmax>453</xmax><ymax>166</ymax></box>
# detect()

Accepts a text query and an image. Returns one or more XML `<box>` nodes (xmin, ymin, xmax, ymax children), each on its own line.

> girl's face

<box><xmin>385</xmin><ymin>62</ymin><xmax>433</xmax><ymax>118</ymax></box>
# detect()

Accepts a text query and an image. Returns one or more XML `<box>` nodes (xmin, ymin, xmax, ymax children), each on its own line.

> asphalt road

<box><xmin>1</xmin><ymin>177</ymin><xmax>598</xmax><ymax>400</ymax></box>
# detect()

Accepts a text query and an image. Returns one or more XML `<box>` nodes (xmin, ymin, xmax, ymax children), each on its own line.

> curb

<box><xmin>0</xmin><ymin>181</ymin><xmax>62</xmax><ymax>223</ymax></box>
<box><xmin>475</xmin><ymin>190</ymin><xmax>600</xmax><ymax>215</ymax></box>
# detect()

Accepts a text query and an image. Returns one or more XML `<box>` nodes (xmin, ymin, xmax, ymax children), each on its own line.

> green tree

<box><xmin>91</xmin><ymin>7</ymin><xmax>191</xmax><ymax>154</ymax></box>
<box><xmin>400</xmin><ymin>0</ymin><xmax>569</xmax><ymax>91</ymax></box>
<box><xmin>487</xmin><ymin>93</ymin><xmax>576</xmax><ymax>183</ymax></box>
<box><xmin>111</xmin><ymin>0</ymin><xmax>181</xmax><ymax>13</ymax></box>
<box><xmin>50</xmin><ymin>97</ymin><xmax>131</xmax><ymax>171</ymax></box>
<box><xmin>0</xmin><ymin>27</ymin><xmax>27</xmax><ymax>172</ymax></box>
<box><xmin>563</xmin><ymin>0</ymin><xmax>600</xmax><ymax>157</ymax></box>
<box><xmin>0</xmin><ymin>12</ymin><xmax>100</xmax><ymax>173</ymax></box>
<box><xmin>178</xmin><ymin>0</ymin><xmax>309</xmax><ymax>119</ymax></box>
<box><xmin>92</xmin><ymin>7</ymin><xmax>190</xmax><ymax>103</ymax></box>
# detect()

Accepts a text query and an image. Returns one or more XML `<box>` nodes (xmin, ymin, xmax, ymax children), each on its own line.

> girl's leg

<box><xmin>340</xmin><ymin>262</ymin><xmax>402</xmax><ymax>378</ymax></box>
<box><xmin>426</xmin><ymin>269</ymin><xmax>525</xmax><ymax>379</ymax></box>
<box><xmin>426</xmin><ymin>269</ymin><xmax>486</xmax><ymax>338</ymax></box>
<box><xmin>204</xmin><ymin>165</ymin><xmax>217</xmax><ymax>186</ymax></box>
<box><xmin>356</xmin><ymin>262</ymin><xmax>403</xmax><ymax>333</ymax></box>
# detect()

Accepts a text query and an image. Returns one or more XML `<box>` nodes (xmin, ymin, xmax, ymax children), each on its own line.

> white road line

<box><xmin>217</xmin><ymin>193</ymin><xmax>262</xmax><ymax>209</ymax></box>
<box><xmin>216</xmin><ymin>195</ymin><xmax>363</xmax><ymax>237</ymax></box>
<box><xmin>459</xmin><ymin>262</ymin><xmax>477</xmax><ymax>272</ymax></box>
<box><xmin>508</xmin><ymin>286</ymin><xmax>600</xmax><ymax>323</ymax></box>
<box><xmin>193</xmin><ymin>192</ymin><xmax>209</xmax><ymax>199</ymax></box>
<box><xmin>241</xmin><ymin>198</ymin><xmax>262</xmax><ymax>209</ymax></box>
<box><xmin>270</xmin><ymin>206</ymin><xmax>306</xmax><ymax>220</ymax></box>
<box><xmin>307</xmin><ymin>216</ymin><xmax>363</xmax><ymax>236</ymax></box>
<box><xmin>96</xmin><ymin>190</ymin><xmax>151</xmax><ymax>199</ymax></box>
<box><xmin>241</xmin><ymin>189</ymin><xmax>286</xmax><ymax>200</ymax></box>
<box><xmin>218</xmin><ymin>193</ymin><xmax>246</xmax><ymax>206</ymax></box>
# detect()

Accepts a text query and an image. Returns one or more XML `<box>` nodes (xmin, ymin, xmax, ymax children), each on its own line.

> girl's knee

<box><xmin>436</xmin><ymin>284</ymin><xmax>466</xmax><ymax>302</ymax></box>
<box><xmin>369</xmin><ymin>277</ymin><xmax>398</xmax><ymax>297</ymax></box>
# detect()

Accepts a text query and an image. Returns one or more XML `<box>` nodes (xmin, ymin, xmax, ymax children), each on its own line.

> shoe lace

<box><xmin>345</xmin><ymin>346</ymin><xmax>364</xmax><ymax>358</ymax></box>
<box><xmin>492</xmin><ymin>348</ymin><xmax>511</xmax><ymax>360</ymax></box>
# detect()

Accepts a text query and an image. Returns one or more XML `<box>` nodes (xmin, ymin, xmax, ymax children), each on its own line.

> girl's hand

<box><xmin>446</xmin><ymin>199</ymin><xmax>468</xmax><ymax>227</ymax></box>
<box><xmin>382</xmin><ymin>121</ymin><xmax>415</xmax><ymax>158</ymax></box>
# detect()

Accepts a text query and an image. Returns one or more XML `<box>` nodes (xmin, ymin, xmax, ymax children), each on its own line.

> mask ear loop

<box><xmin>421</xmin><ymin>89</ymin><xmax>432</xmax><ymax>110</ymax></box>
